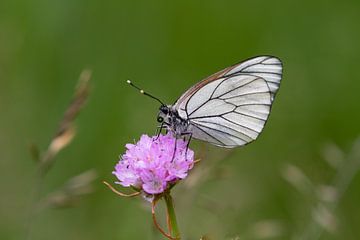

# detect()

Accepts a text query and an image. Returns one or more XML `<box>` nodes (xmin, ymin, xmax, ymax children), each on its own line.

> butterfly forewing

<box><xmin>175</xmin><ymin>56</ymin><xmax>282</xmax><ymax>113</ymax></box>
<box><xmin>174</xmin><ymin>56</ymin><xmax>282</xmax><ymax>148</ymax></box>
<box><xmin>223</xmin><ymin>56</ymin><xmax>282</xmax><ymax>99</ymax></box>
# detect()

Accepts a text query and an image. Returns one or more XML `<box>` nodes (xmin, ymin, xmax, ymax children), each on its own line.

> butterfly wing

<box><xmin>186</xmin><ymin>75</ymin><xmax>272</xmax><ymax>147</ymax></box>
<box><xmin>222</xmin><ymin>55</ymin><xmax>282</xmax><ymax>100</ymax></box>
<box><xmin>175</xmin><ymin>56</ymin><xmax>282</xmax><ymax>110</ymax></box>
<box><xmin>174</xmin><ymin>56</ymin><xmax>282</xmax><ymax>148</ymax></box>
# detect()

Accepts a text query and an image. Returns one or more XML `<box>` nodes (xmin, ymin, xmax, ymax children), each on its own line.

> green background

<box><xmin>1</xmin><ymin>0</ymin><xmax>360</xmax><ymax>239</ymax></box>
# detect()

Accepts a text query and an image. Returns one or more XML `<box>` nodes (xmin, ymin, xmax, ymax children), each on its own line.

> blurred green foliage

<box><xmin>1</xmin><ymin>0</ymin><xmax>360</xmax><ymax>239</ymax></box>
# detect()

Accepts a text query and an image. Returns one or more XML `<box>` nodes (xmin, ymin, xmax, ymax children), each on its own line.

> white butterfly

<box><xmin>128</xmin><ymin>56</ymin><xmax>282</xmax><ymax>148</ymax></box>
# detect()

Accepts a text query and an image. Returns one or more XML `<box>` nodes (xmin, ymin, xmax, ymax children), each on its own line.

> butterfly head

<box><xmin>157</xmin><ymin>105</ymin><xmax>170</xmax><ymax>123</ymax></box>
<box><xmin>157</xmin><ymin>104</ymin><xmax>188</xmax><ymax>136</ymax></box>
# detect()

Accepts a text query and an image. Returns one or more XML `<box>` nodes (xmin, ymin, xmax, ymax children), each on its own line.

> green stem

<box><xmin>164</xmin><ymin>192</ymin><xmax>181</xmax><ymax>239</ymax></box>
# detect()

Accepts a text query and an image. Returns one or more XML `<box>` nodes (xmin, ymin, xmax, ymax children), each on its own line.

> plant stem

<box><xmin>164</xmin><ymin>192</ymin><xmax>181</xmax><ymax>240</ymax></box>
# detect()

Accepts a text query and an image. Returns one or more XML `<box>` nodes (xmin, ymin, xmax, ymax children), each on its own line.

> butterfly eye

<box><xmin>157</xmin><ymin>116</ymin><xmax>164</xmax><ymax>123</ymax></box>
<box><xmin>160</xmin><ymin>105</ymin><xmax>169</xmax><ymax>114</ymax></box>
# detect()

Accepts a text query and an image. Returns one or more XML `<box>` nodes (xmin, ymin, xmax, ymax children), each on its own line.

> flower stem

<box><xmin>164</xmin><ymin>192</ymin><xmax>181</xmax><ymax>240</ymax></box>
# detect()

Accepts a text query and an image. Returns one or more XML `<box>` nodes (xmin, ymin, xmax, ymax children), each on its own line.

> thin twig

<box><xmin>103</xmin><ymin>181</ymin><xmax>140</xmax><ymax>197</ymax></box>
<box><xmin>164</xmin><ymin>193</ymin><xmax>181</xmax><ymax>239</ymax></box>
<box><xmin>25</xmin><ymin>70</ymin><xmax>91</xmax><ymax>240</ymax></box>
<box><xmin>152</xmin><ymin>200</ymin><xmax>177</xmax><ymax>240</ymax></box>
<box><xmin>194</xmin><ymin>158</ymin><xmax>201</xmax><ymax>164</ymax></box>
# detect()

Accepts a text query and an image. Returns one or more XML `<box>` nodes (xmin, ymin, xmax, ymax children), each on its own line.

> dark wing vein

<box><xmin>214</xmin><ymin>77</ymin><xmax>260</xmax><ymax>99</ymax></box>
<box><xmin>190</xmin><ymin>110</ymin><xmax>262</xmax><ymax>134</ymax></box>
<box><xmin>190</xmin><ymin>123</ymin><xmax>225</xmax><ymax>146</ymax></box>
<box><xmin>189</xmin><ymin>110</ymin><xmax>234</xmax><ymax>120</ymax></box>
<box><xmin>193</xmin><ymin>122</ymin><xmax>247</xmax><ymax>144</ymax></box>
<box><xmin>220</xmin><ymin>91</ymin><xmax>271</xmax><ymax>100</ymax></box>
<box><xmin>234</xmin><ymin>103</ymin><xmax>272</xmax><ymax>107</ymax></box>
<box><xmin>230</xmin><ymin>109</ymin><xmax>267</xmax><ymax>121</ymax></box>
<box><xmin>194</xmin><ymin>119</ymin><xmax>253</xmax><ymax>141</ymax></box>
<box><xmin>220</xmin><ymin>116</ymin><xmax>260</xmax><ymax>134</ymax></box>
<box><xmin>188</xmin><ymin>77</ymin><xmax>260</xmax><ymax>117</ymax></box>
<box><xmin>209</xmin><ymin>78</ymin><xmax>227</xmax><ymax>99</ymax></box>
<box><xmin>227</xmin><ymin>57</ymin><xmax>271</xmax><ymax>74</ymax></box>
<box><xmin>239</xmin><ymin>71</ymin><xmax>282</xmax><ymax>76</ymax></box>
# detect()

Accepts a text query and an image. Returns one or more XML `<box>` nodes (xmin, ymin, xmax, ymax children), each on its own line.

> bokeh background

<box><xmin>1</xmin><ymin>0</ymin><xmax>360</xmax><ymax>239</ymax></box>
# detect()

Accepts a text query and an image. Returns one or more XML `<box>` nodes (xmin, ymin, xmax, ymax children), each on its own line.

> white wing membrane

<box><xmin>234</xmin><ymin>104</ymin><xmax>270</xmax><ymax>120</ymax></box>
<box><xmin>223</xmin><ymin>92</ymin><xmax>270</xmax><ymax>106</ymax></box>
<box><xmin>185</xmin><ymin>79</ymin><xmax>223</xmax><ymax>115</ymax></box>
<box><xmin>224</xmin><ymin>56</ymin><xmax>282</xmax><ymax>100</ymax></box>
<box><xmin>186</xmin><ymin>75</ymin><xmax>271</xmax><ymax>147</ymax></box>
<box><xmin>174</xmin><ymin>56</ymin><xmax>282</xmax><ymax>148</ymax></box>
<box><xmin>189</xmin><ymin>99</ymin><xmax>235</xmax><ymax>118</ymax></box>
<box><xmin>189</xmin><ymin>123</ymin><xmax>248</xmax><ymax>146</ymax></box>
<box><xmin>211</xmin><ymin>75</ymin><xmax>256</xmax><ymax>98</ymax></box>
<box><xmin>192</xmin><ymin>116</ymin><xmax>258</xmax><ymax>140</ymax></box>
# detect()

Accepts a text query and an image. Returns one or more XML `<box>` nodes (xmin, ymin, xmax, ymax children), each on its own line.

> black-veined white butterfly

<box><xmin>128</xmin><ymin>55</ymin><xmax>282</xmax><ymax>148</ymax></box>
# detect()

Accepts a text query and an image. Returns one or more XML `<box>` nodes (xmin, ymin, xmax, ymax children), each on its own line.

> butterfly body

<box><xmin>158</xmin><ymin>105</ymin><xmax>189</xmax><ymax>136</ymax></box>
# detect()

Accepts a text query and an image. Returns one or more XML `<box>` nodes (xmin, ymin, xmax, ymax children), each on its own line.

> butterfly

<box><xmin>128</xmin><ymin>55</ymin><xmax>282</xmax><ymax>148</ymax></box>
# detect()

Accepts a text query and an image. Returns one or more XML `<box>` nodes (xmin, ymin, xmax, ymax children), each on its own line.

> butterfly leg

<box><xmin>180</xmin><ymin>132</ymin><xmax>192</xmax><ymax>159</ymax></box>
<box><xmin>171</xmin><ymin>137</ymin><xmax>177</xmax><ymax>162</ymax></box>
<box><xmin>155</xmin><ymin>122</ymin><xmax>170</xmax><ymax>140</ymax></box>
<box><xmin>170</xmin><ymin>132</ymin><xmax>192</xmax><ymax>162</ymax></box>
<box><xmin>185</xmin><ymin>133</ymin><xmax>192</xmax><ymax>158</ymax></box>
<box><xmin>155</xmin><ymin>123</ymin><xmax>165</xmax><ymax>140</ymax></box>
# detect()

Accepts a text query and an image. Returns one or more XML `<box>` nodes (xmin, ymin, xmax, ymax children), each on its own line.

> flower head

<box><xmin>113</xmin><ymin>133</ymin><xmax>194</xmax><ymax>195</ymax></box>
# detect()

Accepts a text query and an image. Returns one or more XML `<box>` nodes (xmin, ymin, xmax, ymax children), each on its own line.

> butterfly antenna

<box><xmin>126</xmin><ymin>80</ymin><xmax>165</xmax><ymax>105</ymax></box>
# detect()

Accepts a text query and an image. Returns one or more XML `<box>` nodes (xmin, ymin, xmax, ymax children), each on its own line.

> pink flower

<box><xmin>113</xmin><ymin>133</ymin><xmax>194</xmax><ymax>195</ymax></box>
